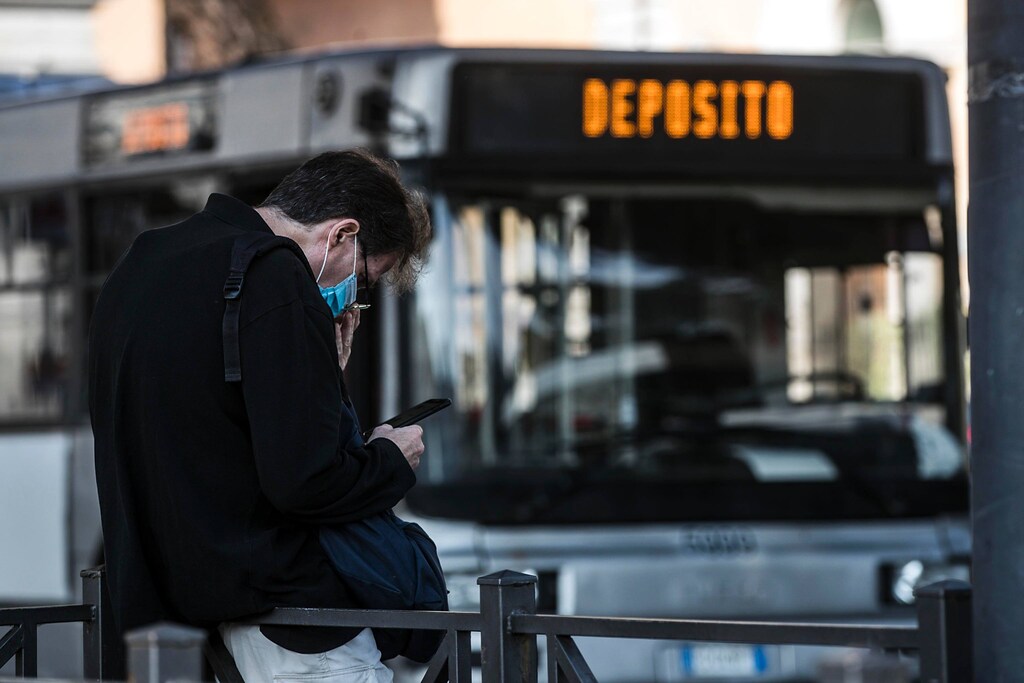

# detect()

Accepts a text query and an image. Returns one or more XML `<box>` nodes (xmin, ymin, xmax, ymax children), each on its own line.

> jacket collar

<box><xmin>203</xmin><ymin>193</ymin><xmax>273</xmax><ymax>234</ymax></box>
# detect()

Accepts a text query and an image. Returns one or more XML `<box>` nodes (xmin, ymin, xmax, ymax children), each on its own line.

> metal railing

<box><xmin>0</xmin><ymin>569</ymin><xmax>122</xmax><ymax>681</ymax></box>
<box><xmin>0</xmin><ymin>604</ymin><xmax>93</xmax><ymax>677</ymax></box>
<box><xmin>243</xmin><ymin>571</ymin><xmax>972</xmax><ymax>683</ymax></box>
<box><xmin>0</xmin><ymin>568</ymin><xmax>972</xmax><ymax>683</ymax></box>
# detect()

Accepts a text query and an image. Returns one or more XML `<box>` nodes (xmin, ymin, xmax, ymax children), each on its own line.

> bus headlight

<box><xmin>890</xmin><ymin>560</ymin><xmax>971</xmax><ymax>605</ymax></box>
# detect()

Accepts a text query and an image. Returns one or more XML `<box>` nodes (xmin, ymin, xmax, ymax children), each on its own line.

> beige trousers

<box><xmin>218</xmin><ymin>625</ymin><xmax>393</xmax><ymax>683</ymax></box>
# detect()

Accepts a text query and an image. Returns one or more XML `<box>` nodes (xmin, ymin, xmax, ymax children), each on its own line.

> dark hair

<box><xmin>259</xmin><ymin>149</ymin><xmax>431</xmax><ymax>291</ymax></box>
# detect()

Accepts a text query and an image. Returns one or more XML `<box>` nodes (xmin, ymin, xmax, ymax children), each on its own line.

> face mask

<box><xmin>316</xmin><ymin>235</ymin><xmax>358</xmax><ymax>318</ymax></box>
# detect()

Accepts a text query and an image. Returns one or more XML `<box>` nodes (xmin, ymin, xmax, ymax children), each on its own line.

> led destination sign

<box><xmin>120</xmin><ymin>102</ymin><xmax>191</xmax><ymax>155</ymax></box>
<box><xmin>582</xmin><ymin>78</ymin><xmax>794</xmax><ymax>141</ymax></box>
<box><xmin>84</xmin><ymin>82</ymin><xmax>216</xmax><ymax>167</ymax></box>
<box><xmin>450</xmin><ymin>62</ymin><xmax>925</xmax><ymax>174</ymax></box>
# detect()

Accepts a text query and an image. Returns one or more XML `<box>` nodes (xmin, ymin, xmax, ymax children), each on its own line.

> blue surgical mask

<box><xmin>316</xmin><ymin>235</ymin><xmax>358</xmax><ymax>318</ymax></box>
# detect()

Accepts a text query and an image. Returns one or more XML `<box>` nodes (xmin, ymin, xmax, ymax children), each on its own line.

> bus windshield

<box><xmin>403</xmin><ymin>192</ymin><xmax>967</xmax><ymax>524</ymax></box>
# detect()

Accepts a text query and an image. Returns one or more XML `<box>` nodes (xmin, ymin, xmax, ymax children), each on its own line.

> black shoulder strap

<box><xmin>222</xmin><ymin>232</ymin><xmax>305</xmax><ymax>383</ymax></box>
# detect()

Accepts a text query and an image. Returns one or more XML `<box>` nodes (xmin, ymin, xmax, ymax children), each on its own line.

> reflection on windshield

<box><xmin>406</xmin><ymin>193</ymin><xmax>963</xmax><ymax>514</ymax></box>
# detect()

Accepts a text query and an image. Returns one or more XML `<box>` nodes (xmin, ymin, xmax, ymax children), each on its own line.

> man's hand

<box><xmin>335</xmin><ymin>309</ymin><xmax>360</xmax><ymax>370</ymax></box>
<box><xmin>367</xmin><ymin>424</ymin><xmax>424</xmax><ymax>470</ymax></box>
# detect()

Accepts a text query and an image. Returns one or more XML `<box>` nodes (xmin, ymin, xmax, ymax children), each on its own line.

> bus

<box><xmin>0</xmin><ymin>47</ymin><xmax>968</xmax><ymax>680</ymax></box>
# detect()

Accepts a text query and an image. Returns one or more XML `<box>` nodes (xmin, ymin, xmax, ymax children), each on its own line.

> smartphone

<box><xmin>363</xmin><ymin>398</ymin><xmax>451</xmax><ymax>440</ymax></box>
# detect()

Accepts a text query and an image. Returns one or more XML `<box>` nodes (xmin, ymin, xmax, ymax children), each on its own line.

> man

<box><xmin>89</xmin><ymin>150</ymin><xmax>431</xmax><ymax>681</ymax></box>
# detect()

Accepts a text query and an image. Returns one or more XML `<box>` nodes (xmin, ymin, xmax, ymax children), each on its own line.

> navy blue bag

<box><xmin>319</xmin><ymin>511</ymin><xmax>448</xmax><ymax>662</ymax></box>
<box><xmin>319</xmin><ymin>401</ymin><xmax>448</xmax><ymax>662</ymax></box>
<box><xmin>319</xmin><ymin>512</ymin><xmax>448</xmax><ymax>613</ymax></box>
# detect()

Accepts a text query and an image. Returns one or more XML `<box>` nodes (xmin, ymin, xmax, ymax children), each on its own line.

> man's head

<box><xmin>258</xmin><ymin>149</ymin><xmax>431</xmax><ymax>293</ymax></box>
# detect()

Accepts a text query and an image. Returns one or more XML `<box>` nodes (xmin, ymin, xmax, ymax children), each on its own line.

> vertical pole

<box><xmin>478</xmin><ymin>571</ymin><xmax>538</xmax><ymax>683</ymax></box>
<box><xmin>915</xmin><ymin>580</ymin><xmax>972</xmax><ymax>683</ymax></box>
<box><xmin>125</xmin><ymin>623</ymin><xmax>205</xmax><ymax>683</ymax></box>
<box><xmin>968</xmin><ymin>0</ymin><xmax>1024</xmax><ymax>680</ymax></box>
<box><xmin>939</xmin><ymin>192</ymin><xmax>967</xmax><ymax>441</ymax></box>
<box><xmin>82</xmin><ymin>567</ymin><xmax>124</xmax><ymax>681</ymax></box>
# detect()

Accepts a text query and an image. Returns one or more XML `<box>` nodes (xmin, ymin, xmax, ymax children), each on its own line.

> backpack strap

<box><xmin>222</xmin><ymin>232</ymin><xmax>305</xmax><ymax>383</ymax></box>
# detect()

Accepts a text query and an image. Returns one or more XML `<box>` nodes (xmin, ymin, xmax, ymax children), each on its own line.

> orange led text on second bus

<box><xmin>583</xmin><ymin>78</ymin><xmax>794</xmax><ymax>141</ymax></box>
<box><xmin>120</xmin><ymin>102</ymin><xmax>191</xmax><ymax>156</ymax></box>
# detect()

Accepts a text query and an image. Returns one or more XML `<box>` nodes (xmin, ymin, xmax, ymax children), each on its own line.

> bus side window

<box><xmin>0</xmin><ymin>196</ymin><xmax>72</xmax><ymax>422</ymax></box>
<box><xmin>0</xmin><ymin>195</ymin><xmax>71</xmax><ymax>287</ymax></box>
<box><xmin>85</xmin><ymin>194</ymin><xmax>152</xmax><ymax>276</ymax></box>
<box><xmin>84</xmin><ymin>187</ymin><xmax>202</xmax><ymax>276</ymax></box>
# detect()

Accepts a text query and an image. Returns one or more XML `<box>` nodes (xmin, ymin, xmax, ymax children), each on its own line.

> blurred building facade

<box><xmin>0</xmin><ymin>1</ymin><xmax>965</xmax><ymax>79</ymax></box>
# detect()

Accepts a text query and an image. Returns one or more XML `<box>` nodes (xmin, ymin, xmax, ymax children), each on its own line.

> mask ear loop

<box><xmin>315</xmin><ymin>236</ymin><xmax>332</xmax><ymax>284</ymax></box>
<box><xmin>352</xmin><ymin>236</ymin><xmax>358</xmax><ymax>277</ymax></box>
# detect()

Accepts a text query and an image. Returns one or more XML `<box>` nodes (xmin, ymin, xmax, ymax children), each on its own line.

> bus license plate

<box><xmin>681</xmin><ymin>644</ymin><xmax>768</xmax><ymax>678</ymax></box>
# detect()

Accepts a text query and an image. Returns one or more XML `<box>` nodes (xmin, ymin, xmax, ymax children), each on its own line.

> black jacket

<box><xmin>88</xmin><ymin>194</ymin><xmax>415</xmax><ymax>652</ymax></box>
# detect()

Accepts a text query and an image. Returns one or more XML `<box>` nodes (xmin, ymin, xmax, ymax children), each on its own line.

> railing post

<box><xmin>125</xmin><ymin>623</ymin><xmax>205</xmax><ymax>683</ymax></box>
<box><xmin>915</xmin><ymin>580</ymin><xmax>972</xmax><ymax>683</ymax></box>
<box><xmin>478</xmin><ymin>571</ymin><xmax>538</xmax><ymax>683</ymax></box>
<box><xmin>82</xmin><ymin>566</ymin><xmax>124</xmax><ymax>681</ymax></box>
<box><xmin>15</xmin><ymin>623</ymin><xmax>36</xmax><ymax>678</ymax></box>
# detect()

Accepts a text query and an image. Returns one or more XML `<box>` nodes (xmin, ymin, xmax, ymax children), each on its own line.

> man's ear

<box><xmin>330</xmin><ymin>218</ymin><xmax>360</xmax><ymax>246</ymax></box>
